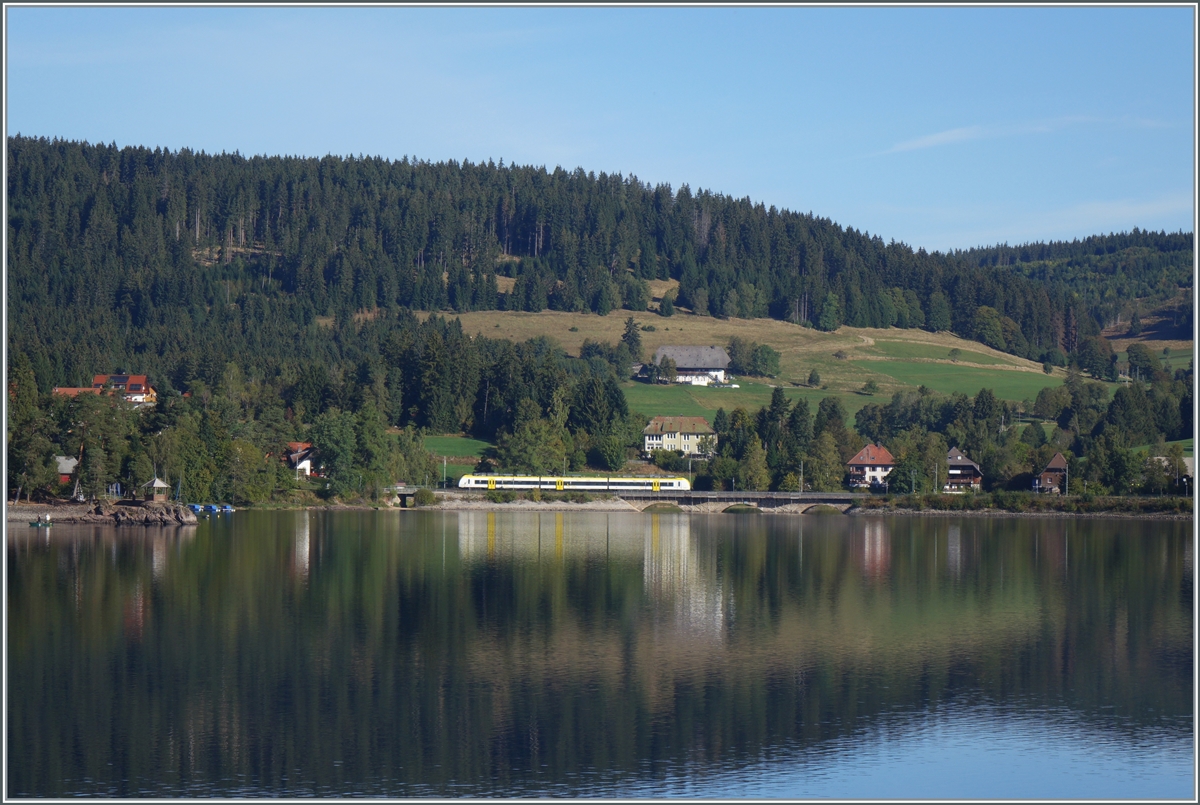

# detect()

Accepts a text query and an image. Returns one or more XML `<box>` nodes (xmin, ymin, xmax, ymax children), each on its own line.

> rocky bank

<box><xmin>7</xmin><ymin>501</ymin><xmax>198</xmax><ymax>526</ymax></box>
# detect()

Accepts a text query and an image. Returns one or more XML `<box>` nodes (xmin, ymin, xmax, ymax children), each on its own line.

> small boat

<box><xmin>220</xmin><ymin>504</ymin><xmax>234</xmax><ymax>512</ymax></box>
<box><xmin>28</xmin><ymin>521</ymin><xmax>52</xmax><ymax>528</ymax></box>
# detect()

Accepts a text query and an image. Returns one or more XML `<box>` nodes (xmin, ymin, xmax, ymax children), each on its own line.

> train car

<box><xmin>458</xmin><ymin>474</ymin><xmax>691</xmax><ymax>492</ymax></box>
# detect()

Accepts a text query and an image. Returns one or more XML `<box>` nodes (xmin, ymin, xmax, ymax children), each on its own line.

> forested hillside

<box><xmin>956</xmin><ymin>231</ymin><xmax>1193</xmax><ymax>332</ymax></box>
<box><xmin>9</xmin><ymin>136</ymin><xmax>1190</xmax><ymax>396</ymax></box>
<box><xmin>6</xmin><ymin>136</ymin><xmax>1194</xmax><ymax>504</ymax></box>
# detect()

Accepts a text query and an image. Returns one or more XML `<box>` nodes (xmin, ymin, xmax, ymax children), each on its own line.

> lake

<box><xmin>6</xmin><ymin>510</ymin><xmax>1193</xmax><ymax>798</ymax></box>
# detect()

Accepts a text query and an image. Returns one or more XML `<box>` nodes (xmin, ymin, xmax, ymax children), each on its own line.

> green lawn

<box><xmin>866</xmin><ymin>340</ymin><xmax>1011</xmax><ymax>366</ymax></box>
<box><xmin>850</xmin><ymin>360</ymin><xmax>1079</xmax><ymax>403</ymax></box>
<box><xmin>424</xmin><ymin>435</ymin><xmax>494</xmax><ymax>458</ymax></box>
<box><xmin>1132</xmin><ymin>438</ymin><xmax>1193</xmax><ymax>457</ymax></box>
<box><xmin>623</xmin><ymin>380</ymin><xmax>870</xmax><ymax>421</ymax></box>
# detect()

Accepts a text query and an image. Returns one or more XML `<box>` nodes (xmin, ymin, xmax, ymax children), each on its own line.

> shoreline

<box><xmin>7</xmin><ymin>498</ymin><xmax>1191</xmax><ymax>522</ymax></box>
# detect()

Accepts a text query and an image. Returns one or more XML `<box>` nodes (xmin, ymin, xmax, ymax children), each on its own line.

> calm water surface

<box><xmin>7</xmin><ymin>511</ymin><xmax>1193</xmax><ymax>798</ymax></box>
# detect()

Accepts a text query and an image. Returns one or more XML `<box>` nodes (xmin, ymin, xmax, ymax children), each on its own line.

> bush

<box><xmin>590</xmin><ymin>436</ymin><xmax>628</xmax><ymax>471</ymax></box>
<box><xmin>652</xmin><ymin>449</ymin><xmax>688</xmax><ymax>473</ymax></box>
<box><xmin>486</xmin><ymin>490</ymin><xmax>516</xmax><ymax>503</ymax></box>
<box><xmin>414</xmin><ymin>488</ymin><xmax>437</xmax><ymax>506</ymax></box>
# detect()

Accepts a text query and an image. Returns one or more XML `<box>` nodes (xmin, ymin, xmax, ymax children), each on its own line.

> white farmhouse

<box><xmin>652</xmin><ymin>345</ymin><xmax>731</xmax><ymax>386</ymax></box>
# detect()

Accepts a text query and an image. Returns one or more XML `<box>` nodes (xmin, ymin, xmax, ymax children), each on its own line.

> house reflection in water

<box><xmin>292</xmin><ymin>512</ymin><xmax>311</xmax><ymax>583</ymax></box>
<box><xmin>947</xmin><ymin>525</ymin><xmax>963</xmax><ymax>578</ymax></box>
<box><xmin>856</xmin><ymin>519</ymin><xmax>891</xmax><ymax>582</ymax></box>
<box><xmin>642</xmin><ymin>515</ymin><xmax>728</xmax><ymax>638</ymax></box>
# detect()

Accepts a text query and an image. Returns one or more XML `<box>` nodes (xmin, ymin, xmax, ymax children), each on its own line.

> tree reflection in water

<box><xmin>7</xmin><ymin>511</ymin><xmax>1192</xmax><ymax>797</ymax></box>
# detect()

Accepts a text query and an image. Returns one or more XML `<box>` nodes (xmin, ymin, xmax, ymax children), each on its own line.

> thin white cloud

<box><xmin>878</xmin><ymin>115</ymin><xmax>1161</xmax><ymax>156</ymax></box>
<box><xmin>888</xmin><ymin>125</ymin><xmax>987</xmax><ymax>153</ymax></box>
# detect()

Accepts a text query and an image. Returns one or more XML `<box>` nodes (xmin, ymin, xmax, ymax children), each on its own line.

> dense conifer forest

<box><xmin>5</xmin><ymin>136</ymin><xmax>1194</xmax><ymax>503</ymax></box>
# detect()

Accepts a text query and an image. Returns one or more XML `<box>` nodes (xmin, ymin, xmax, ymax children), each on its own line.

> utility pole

<box><xmin>800</xmin><ymin>459</ymin><xmax>804</xmax><ymax>494</ymax></box>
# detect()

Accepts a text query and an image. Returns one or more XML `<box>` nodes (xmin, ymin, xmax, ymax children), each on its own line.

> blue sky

<box><xmin>5</xmin><ymin>5</ymin><xmax>1195</xmax><ymax>252</ymax></box>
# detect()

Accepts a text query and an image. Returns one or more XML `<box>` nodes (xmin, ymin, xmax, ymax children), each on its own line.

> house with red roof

<box><xmin>52</xmin><ymin>373</ymin><xmax>157</xmax><ymax>408</ymax></box>
<box><xmin>846</xmin><ymin>443</ymin><xmax>895</xmax><ymax>490</ymax></box>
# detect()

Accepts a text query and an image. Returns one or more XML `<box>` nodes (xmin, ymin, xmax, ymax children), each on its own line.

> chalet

<box><xmin>643</xmin><ymin>416</ymin><xmax>716</xmax><ymax>457</ymax></box>
<box><xmin>651</xmin><ymin>346</ymin><xmax>731</xmax><ymax>386</ymax></box>
<box><xmin>92</xmin><ymin>374</ymin><xmax>157</xmax><ymax>405</ymax></box>
<box><xmin>55</xmin><ymin>456</ymin><xmax>78</xmax><ymax>485</ymax></box>
<box><xmin>944</xmin><ymin>447</ymin><xmax>983</xmax><ymax>493</ymax></box>
<box><xmin>142</xmin><ymin>477</ymin><xmax>171</xmax><ymax>502</ymax></box>
<box><xmin>1034</xmin><ymin>452</ymin><xmax>1068</xmax><ymax>494</ymax></box>
<box><xmin>286</xmin><ymin>441</ymin><xmax>318</xmax><ymax>477</ymax></box>
<box><xmin>52</xmin><ymin>373</ymin><xmax>157</xmax><ymax>407</ymax></box>
<box><xmin>847</xmin><ymin>444</ymin><xmax>895</xmax><ymax>490</ymax></box>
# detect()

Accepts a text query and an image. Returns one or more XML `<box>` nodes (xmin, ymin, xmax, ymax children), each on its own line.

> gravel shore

<box><xmin>8</xmin><ymin>498</ymin><xmax>1189</xmax><ymax>521</ymax></box>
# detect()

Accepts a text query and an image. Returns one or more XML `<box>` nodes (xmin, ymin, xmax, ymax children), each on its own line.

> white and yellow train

<box><xmin>458</xmin><ymin>474</ymin><xmax>691</xmax><ymax>492</ymax></box>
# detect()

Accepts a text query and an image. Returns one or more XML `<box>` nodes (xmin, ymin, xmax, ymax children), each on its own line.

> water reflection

<box><xmin>7</xmin><ymin>512</ymin><xmax>1192</xmax><ymax>798</ymax></box>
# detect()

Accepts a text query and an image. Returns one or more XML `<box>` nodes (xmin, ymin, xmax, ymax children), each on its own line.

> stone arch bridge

<box><xmin>618</xmin><ymin>490</ymin><xmax>864</xmax><ymax>514</ymax></box>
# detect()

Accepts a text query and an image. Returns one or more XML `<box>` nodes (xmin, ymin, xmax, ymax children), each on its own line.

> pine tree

<box><xmin>621</xmin><ymin>317</ymin><xmax>643</xmax><ymax>362</ymax></box>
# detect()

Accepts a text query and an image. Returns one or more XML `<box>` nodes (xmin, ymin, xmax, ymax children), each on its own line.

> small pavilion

<box><xmin>142</xmin><ymin>477</ymin><xmax>171</xmax><ymax>502</ymax></box>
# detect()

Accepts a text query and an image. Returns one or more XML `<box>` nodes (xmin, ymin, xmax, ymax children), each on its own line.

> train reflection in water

<box><xmin>457</xmin><ymin>511</ymin><xmax>730</xmax><ymax>638</ymax></box>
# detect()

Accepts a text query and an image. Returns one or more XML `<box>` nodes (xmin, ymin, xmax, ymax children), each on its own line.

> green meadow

<box><xmin>850</xmin><ymin>360</ymin><xmax>1071</xmax><ymax>403</ymax></box>
<box><xmin>424</xmin><ymin>435</ymin><xmax>494</xmax><ymax>459</ymax></box>
<box><xmin>1131</xmin><ymin>438</ymin><xmax>1193</xmax><ymax>457</ymax></box>
<box><xmin>863</xmin><ymin>340</ymin><xmax>1009</xmax><ymax>365</ymax></box>
<box><xmin>624</xmin><ymin>380</ymin><xmax>873</xmax><ymax>420</ymax></box>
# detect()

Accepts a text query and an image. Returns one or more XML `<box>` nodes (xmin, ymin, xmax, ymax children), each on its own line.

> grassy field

<box><xmin>423</xmin><ymin>435</ymin><xmax>494</xmax><ymax>459</ymax></box>
<box><xmin>850</xmin><ymin>360</ymin><xmax>1067</xmax><ymax>403</ymax></box>
<box><xmin>418</xmin><ymin>308</ymin><xmax>1126</xmax><ymax>419</ymax></box>
<box><xmin>1131</xmin><ymin>438</ymin><xmax>1193</xmax><ymax>457</ymax></box>
<box><xmin>861</xmin><ymin>340</ymin><xmax>1009</xmax><ymax>365</ymax></box>
<box><xmin>624</xmin><ymin>379</ymin><xmax>873</xmax><ymax>419</ymax></box>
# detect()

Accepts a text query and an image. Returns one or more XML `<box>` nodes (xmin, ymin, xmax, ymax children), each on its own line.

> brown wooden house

<box><xmin>944</xmin><ymin>447</ymin><xmax>983</xmax><ymax>492</ymax></box>
<box><xmin>1035</xmin><ymin>452</ymin><xmax>1068</xmax><ymax>494</ymax></box>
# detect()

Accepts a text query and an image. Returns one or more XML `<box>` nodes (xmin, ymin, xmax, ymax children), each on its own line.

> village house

<box><xmin>944</xmin><ymin>447</ymin><xmax>983</xmax><ymax>492</ymax></box>
<box><xmin>1034</xmin><ymin>452</ymin><xmax>1069</xmax><ymax>494</ymax></box>
<box><xmin>846</xmin><ymin>443</ymin><xmax>895</xmax><ymax>490</ymax></box>
<box><xmin>92</xmin><ymin>374</ymin><xmax>157</xmax><ymax>405</ymax></box>
<box><xmin>650</xmin><ymin>346</ymin><xmax>731</xmax><ymax>386</ymax></box>
<box><xmin>52</xmin><ymin>373</ymin><xmax>158</xmax><ymax>408</ymax></box>
<box><xmin>642</xmin><ymin>416</ymin><xmax>717</xmax><ymax>458</ymax></box>
<box><xmin>285</xmin><ymin>441</ymin><xmax>318</xmax><ymax>477</ymax></box>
